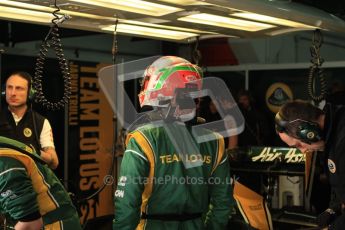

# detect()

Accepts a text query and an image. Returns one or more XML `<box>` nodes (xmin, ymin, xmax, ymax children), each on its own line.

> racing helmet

<box><xmin>138</xmin><ymin>56</ymin><xmax>203</xmax><ymax>108</ymax></box>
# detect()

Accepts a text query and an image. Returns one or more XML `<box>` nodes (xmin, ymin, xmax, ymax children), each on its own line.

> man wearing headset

<box><xmin>275</xmin><ymin>100</ymin><xmax>345</xmax><ymax>230</ymax></box>
<box><xmin>0</xmin><ymin>71</ymin><xmax>59</xmax><ymax>169</ymax></box>
<box><xmin>113</xmin><ymin>56</ymin><xmax>234</xmax><ymax>230</ymax></box>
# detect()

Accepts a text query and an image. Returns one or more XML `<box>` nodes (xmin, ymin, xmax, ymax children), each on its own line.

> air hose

<box><xmin>307</xmin><ymin>29</ymin><xmax>327</xmax><ymax>104</ymax></box>
<box><xmin>33</xmin><ymin>0</ymin><xmax>71</xmax><ymax>110</ymax></box>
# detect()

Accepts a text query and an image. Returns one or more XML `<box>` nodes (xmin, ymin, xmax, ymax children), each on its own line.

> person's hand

<box><xmin>40</xmin><ymin>149</ymin><xmax>58</xmax><ymax>169</ymax></box>
<box><xmin>317</xmin><ymin>208</ymin><xmax>336</xmax><ymax>228</ymax></box>
<box><xmin>15</xmin><ymin>218</ymin><xmax>43</xmax><ymax>230</ymax></box>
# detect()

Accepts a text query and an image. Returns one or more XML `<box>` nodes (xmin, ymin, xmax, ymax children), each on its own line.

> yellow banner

<box><xmin>68</xmin><ymin>61</ymin><xmax>114</xmax><ymax>223</ymax></box>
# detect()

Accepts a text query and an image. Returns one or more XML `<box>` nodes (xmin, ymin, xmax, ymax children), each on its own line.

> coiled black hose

<box><xmin>33</xmin><ymin>3</ymin><xmax>71</xmax><ymax>111</ymax></box>
<box><xmin>307</xmin><ymin>29</ymin><xmax>327</xmax><ymax>103</ymax></box>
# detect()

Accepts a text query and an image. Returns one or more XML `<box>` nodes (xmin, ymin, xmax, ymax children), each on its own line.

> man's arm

<box><xmin>40</xmin><ymin>147</ymin><xmax>58</xmax><ymax>169</ymax></box>
<box><xmin>205</xmin><ymin>154</ymin><xmax>234</xmax><ymax>229</ymax></box>
<box><xmin>323</xmin><ymin>128</ymin><xmax>345</xmax><ymax>229</ymax></box>
<box><xmin>15</xmin><ymin>218</ymin><xmax>43</xmax><ymax>230</ymax></box>
<box><xmin>39</xmin><ymin>119</ymin><xmax>58</xmax><ymax>169</ymax></box>
<box><xmin>327</xmin><ymin>163</ymin><xmax>345</xmax><ymax>228</ymax></box>
<box><xmin>227</xmin><ymin>135</ymin><xmax>238</xmax><ymax>150</ymax></box>
<box><xmin>113</xmin><ymin>138</ymin><xmax>149</xmax><ymax>230</ymax></box>
<box><xmin>0</xmin><ymin>156</ymin><xmax>42</xmax><ymax>229</ymax></box>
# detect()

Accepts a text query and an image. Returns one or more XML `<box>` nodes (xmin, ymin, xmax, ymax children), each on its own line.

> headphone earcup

<box><xmin>27</xmin><ymin>87</ymin><xmax>36</xmax><ymax>101</ymax></box>
<box><xmin>1</xmin><ymin>84</ymin><xmax>6</xmax><ymax>101</ymax></box>
<box><xmin>297</xmin><ymin>122</ymin><xmax>322</xmax><ymax>143</ymax></box>
<box><xmin>275</xmin><ymin>112</ymin><xmax>288</xmax><ymax>133</ymax></box>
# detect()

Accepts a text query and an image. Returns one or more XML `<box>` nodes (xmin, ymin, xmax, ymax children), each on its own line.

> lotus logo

<box><xmin>328</xmin><ymin>159</ymin><xmax>336</xmax><ymax>173</ymax></box>
<box><xmin>307</xmin><ymin>132</ymin><xmax>315</xmax><ymax>139</ymax></box>
<box><xmin>23</xmin><ymin>128</ymin><xmax>32</xmax><ymax>137</ymax></box>
<box><xmin>265</xmin><ymin>82</ymin><xmax>293</xmax><ymax>113</ymax></box>
<box><xmin>268</xmin><ymin>87</ymin><xmax>291</xmax><ymax>106</ymax></box>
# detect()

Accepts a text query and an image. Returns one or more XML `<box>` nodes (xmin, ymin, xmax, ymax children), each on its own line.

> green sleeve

<box><xmin>0</xmin><ymin>157</ymin><xmax>40</xmax><ymax>221</ymax></box>
<box><xmin>205</xmin><ymin>155</ymin><xmax>234</xmax><ymax>230</ymax></box>
<box><xmin>113</xmin><ymin>138</ymin><xmax>149</xmax><ymax>230</ymax></box>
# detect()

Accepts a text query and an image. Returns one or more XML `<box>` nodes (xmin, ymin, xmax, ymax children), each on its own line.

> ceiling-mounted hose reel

<box><xmin>307</xmin><ymin>29</ymin><xmax>327</xmax><ymax>104</ymax></box>
<box><xmin>33</xmin><ymin>1</ymin><xmax>71</xmax><ymax>111</ymax></box>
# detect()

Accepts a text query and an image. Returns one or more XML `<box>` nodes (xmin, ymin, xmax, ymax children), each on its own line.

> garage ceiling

<box><xmin>0</xmin><ymin>0</ymin><xmax>345</xmax><ymax>43</ymax></box>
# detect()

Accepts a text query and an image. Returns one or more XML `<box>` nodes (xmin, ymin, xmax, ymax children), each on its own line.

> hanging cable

<box><xmin>33</xmin><ymin>0</ymin><xmax>71</xmax><ymax>111</ymax></box>
<box><xmin>79</xmin><ymin>18</ymin><xmax>119</xmax><ymax>204</ymax></box>
<box><xmin>112</xmin><ymin>18</ymin><xmax>119</xmax><ymax>65</ymax></box>
<box><xmin>0</xmin><ymin>49</ymin><xmax>4</xmax><ymax>110</ymax></box>
<box><xmin>307</xmin><ymin>29</ymin><xmax>327</xmax><ymax>104</ymax></box>
<box><xmin>192</xmin><ymin>36</ymin><xmax>201</xmax><ymax>65</ymax></box>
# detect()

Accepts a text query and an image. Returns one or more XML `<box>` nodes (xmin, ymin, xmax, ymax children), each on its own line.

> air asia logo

<box><xmin>251</xmin><ymin>147</ymin><xmax>305</xmax><ymax>163</ymax></box>
<box><xmin>328</xmin><ymin>159</ymin><xmax>336</xmax><ymax>173</ymax></box>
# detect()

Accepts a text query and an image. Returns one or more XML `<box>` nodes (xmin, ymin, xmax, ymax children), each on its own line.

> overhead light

<box><xmin>102</xmin><ymin>24</ymin><xmax>198</xmax><ymax>40</ymax></box>
<box><xmin>266</xmin><ymin>27</ymin><xmax>315</xmax><ymax>36</ymax></box>
<box><xmin>0</xmin><ymin>6</ymin><xmax>52</xmax><ymax>23</ymax></box>
<box><xmin>0</xmin><ymin>0</ymin><xmax>51</xmax><ymax>11</ymax></box>
<box><xmin>178</xmin><ymin>13</ymin><xmax>276</xmax><ymax>31</ymax></box>
<box><xmin>231</xmin><ymin>12</ymin><xmax>316</xmax><ymax>29</ymax></box>
<box><xmin>70</xmin><ymin>0</ymin><xmax>183</xmax><ymax>17</ymax></box>
<box><xmin>0</xmin><ymin>0</ymin><xmax>119</xmax><ymax>21</ymax></box>
<box><xmin>122</xmin><ymin>19</ymin><xmax>213</xmax><ymax>34</ymax></box>
<box><xmin>157</xmin><ymin>0</ymin><xmax>212</xmax><ymax>6</ymax></box>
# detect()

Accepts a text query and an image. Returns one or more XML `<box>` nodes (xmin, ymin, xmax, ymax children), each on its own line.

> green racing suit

<box><xmin>113</xmin><ymin>122</ymin><xmax>234</xmax><ymax>230</ymax></box>
<box><xmin>0</xmin><ymin>136</ymin><xmax>81</xmax><ymax>229</ymax></box>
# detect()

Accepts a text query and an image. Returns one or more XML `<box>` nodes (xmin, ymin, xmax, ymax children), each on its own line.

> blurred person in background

<box><xmin>237</xmin><ymin>89</ymin><xmax>271</xmax><ymax>147</ymax></box>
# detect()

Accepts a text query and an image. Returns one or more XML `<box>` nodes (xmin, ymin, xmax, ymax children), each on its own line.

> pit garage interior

<box><xmin>1</xmin><ymin>0</ymin><xmax>345</xmax><ymax>229</ymax></box>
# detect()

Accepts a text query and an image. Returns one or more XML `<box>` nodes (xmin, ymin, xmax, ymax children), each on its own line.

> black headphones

<box><xmin>275</xmin><ymin>112</ymin><xmax>322</xmax><ymax>144</ymax></box>
<box><xmin>1</xmin><ymin>72</ymin><xmax>35</xmax><ymax>102</ymax></box>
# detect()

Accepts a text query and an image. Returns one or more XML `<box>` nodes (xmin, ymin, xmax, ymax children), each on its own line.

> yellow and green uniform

<box><xmin>0</xmin><ymin>136</ymin><xmax>81</xmax><ymax>229</ymax></box>
<box><xmin>114</xmin><ymin>122</ymin><xmax>234</xmax><ymax>230</ymax></box>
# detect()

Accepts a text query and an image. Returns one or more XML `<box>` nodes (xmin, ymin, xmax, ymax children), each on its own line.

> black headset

<box><xmin>1</xmin><ymin>72</ymin><xmax>35</xmax><ymax>103</ymax></box>
<box><xmin>275</xmin><ymin>112</ymin><xmax>322</xmax><ymax>144</ymax></box>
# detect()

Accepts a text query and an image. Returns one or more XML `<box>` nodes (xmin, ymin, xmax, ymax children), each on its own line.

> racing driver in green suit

<box><xmin>113</xmin><ymin>56</ymin><xmax>234</xmax><ymax>230</ymax></box>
